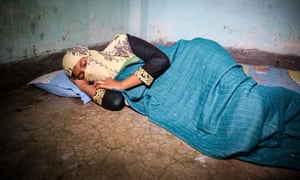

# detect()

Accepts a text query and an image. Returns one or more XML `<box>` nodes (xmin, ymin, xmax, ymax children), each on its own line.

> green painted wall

<box><xmin>0</xmin><ymin>0</ymin><xmax>129</xmax><ymax>64</ymax></box>
<box><xmin>1</xmin><ymin>0</ymin><xmax>299</xmax><ymax>64</ymax></box>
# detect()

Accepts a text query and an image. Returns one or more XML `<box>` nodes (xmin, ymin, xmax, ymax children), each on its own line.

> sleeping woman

<box><xmin>62</xmin><ymin>34</ymin><xmax>170</xmax><ymax>110</ymax></box>
<box><xmin>62</xmin><ymin>34</ymin><xmax>300</xmax><ymax>170</ymax></box>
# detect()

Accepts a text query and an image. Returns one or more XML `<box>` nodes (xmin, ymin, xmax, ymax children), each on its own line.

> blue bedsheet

<box><xmin>116</xmin><ymin>38</ymin><xmax>300</xmax><ymax>169</ymax></box>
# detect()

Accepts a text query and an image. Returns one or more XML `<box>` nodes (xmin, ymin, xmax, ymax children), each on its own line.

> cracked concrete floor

<box><xmin>0</xmin><ymin>87</ymin><xmax>299</xmax><ymax>180</ymax></box>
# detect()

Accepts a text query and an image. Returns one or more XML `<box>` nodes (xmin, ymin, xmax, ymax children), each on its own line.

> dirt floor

<box><xmin>0</xmin><ymin>86</ymin><xmax>299</xmax><ymax>180</ymax></box>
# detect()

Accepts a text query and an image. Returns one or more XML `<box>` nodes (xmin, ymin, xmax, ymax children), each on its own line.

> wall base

<box><xmin>228</xmin><ymin>48</ymin><xmax>300</xmax><ymax>70</ymax></box>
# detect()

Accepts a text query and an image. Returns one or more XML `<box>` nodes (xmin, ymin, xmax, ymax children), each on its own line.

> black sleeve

<box><xmin>127</xmin><ymin>34</ymin><xmax>170</xmax><ymax>79</ymax></box>
<box><xmin>101</xmin><ymin>90</ymin><xmax>125</xmax><ymax>111</ymax></box>
<box><xmin>100</xmin><ymin>34</ymin><xmax>170</xmax><ymax>111</ymax></box>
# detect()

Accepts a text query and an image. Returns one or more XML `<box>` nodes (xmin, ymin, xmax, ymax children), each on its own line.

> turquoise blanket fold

<box><xmin>116</xmin><ymin>38</ymin><xmax>300</xmax><ymax>169</ymax></box>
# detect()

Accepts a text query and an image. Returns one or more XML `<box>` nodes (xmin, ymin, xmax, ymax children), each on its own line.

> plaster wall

<box><xmin>129</xmin><ymin>0</ymin><xmax>300</xmax><ymax>56</ymax></box>
<box><xmin>0</xmin><ymin>0</ymin><xmax>129</xmax><ymax>64</ymax></box>
<box><xmin>1</xmin><ymin>0</ymin><xmax>299</xmax><ymax>64</ymax></box>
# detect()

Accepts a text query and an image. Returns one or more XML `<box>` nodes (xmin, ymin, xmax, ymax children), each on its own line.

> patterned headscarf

<box><xmin>62</xmin><ymin>34</ymin><xmax>138</xmax><ymax>82</ymax></box>
<box><xmin>62</xmin><ymin>46</ymin><xmax>89</xmax><ymax>77</ymax></box>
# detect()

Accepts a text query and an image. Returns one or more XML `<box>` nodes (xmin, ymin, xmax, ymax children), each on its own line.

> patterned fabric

<box><xmin>93</xmin><ymin>89</ymin><xmax>106</xmax><ymax>105</ymax></box>
<box><xmin>102</xmin><ymin>34</ymin><xmax>134</xmax><ymax>57</ymax></box>
<box><xmin>62</xmin><ymin>46</ymin><xmax>89</xmax><ymax>77</ymax></box>
<box><xmin>84</xmin><ymin>34</ymin><xmax>138</xmax><ymax>82</ymax></box>
<box><xmin>134</xmin><ymin>67</ymin><xmax>154</xmax><ymax>86</ymax></box>
<box><xmin>88</xmin><ymin>34</ymin><xmax>141</xmax><ymax>104</ymax></box>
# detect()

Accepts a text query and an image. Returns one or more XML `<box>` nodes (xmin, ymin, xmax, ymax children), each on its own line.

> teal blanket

<box><xmin>116</xmin><ymin>38</ymin><xmax>300</xmax><ymax>169</ymax></box>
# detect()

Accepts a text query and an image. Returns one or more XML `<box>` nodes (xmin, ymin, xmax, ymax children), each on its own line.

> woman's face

<box><xmin>72</xmin><ymin>57</ymin><xmax>88</xmax><ymax>80</ymax></box>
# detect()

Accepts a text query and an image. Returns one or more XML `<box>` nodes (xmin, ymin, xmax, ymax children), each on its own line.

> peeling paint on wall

<box><xmin>0</xmin><ymin>0</ymin><xmax>130</xmax><ymax>64</ymax></box>
<box><xmin>1</xmin><ymin>0</ymin><xmax>299</xmax><ymax>64</ymax></box>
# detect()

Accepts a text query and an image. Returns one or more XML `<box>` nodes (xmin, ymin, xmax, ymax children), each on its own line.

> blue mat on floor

<box><xmin>242</xmin><ymin>65</ymin><xmax>300</xmax><ymax>94</ymax></box>
<box><xmin>117</xmin><ymin>37</ymin><xmax>300</xmax><ymax>170</ymax></box>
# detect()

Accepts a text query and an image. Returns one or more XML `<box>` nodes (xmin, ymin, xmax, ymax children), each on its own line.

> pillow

<box><xmin>28</xmin><ymin>70</ymin><xmax>92</xmax><ymax>104</ymax></box>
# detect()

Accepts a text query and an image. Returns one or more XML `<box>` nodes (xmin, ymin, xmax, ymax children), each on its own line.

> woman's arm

<box><xmin>74</xmin><ymin>34</ymin><xmax>170</xmax><ymax>110</ymax></box>
<box><xmin>94</xmin><ymin>74</ymin><xmax>142</xmax><ymax>90</ymax></box>
<box><xmin>72</xmin><ymin>79</ymin><xmax>125</xmax><ymax>111</ymax></box>
<box><xmin>127</xmin><ymin>33</ymin><xmax>170</xmax><ymax>80</ymax></box>
<box><xmin>95</xmin><ymin>34</ymin><xmax>170</xmax><ymax>90</ymax></box>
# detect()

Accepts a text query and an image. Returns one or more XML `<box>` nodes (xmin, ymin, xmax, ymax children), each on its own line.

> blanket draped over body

<box><xmin>115</xmin><ymin>37</ymin><xmax>300</xmax><ymax>169</ymax></box>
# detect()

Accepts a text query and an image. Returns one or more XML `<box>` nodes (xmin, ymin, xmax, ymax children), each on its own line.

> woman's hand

<box><xmin>94</xmin><ymin>74</ymin><xmax>143</xmax><ymax>90</ymax></box>
<box><xmin>70</xmin><ymin>79</ymin><xmax>90</xmax><ymax>91</ymax></box>
<box><xmin>94</xmin><ymin>78</ymin><xmax>123</xmax><ymax>90</ymax></box>
<box><xmin>70</xmin><ymin>78</ymin><xmax>96</xmax><ymax>98</ymax></box>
